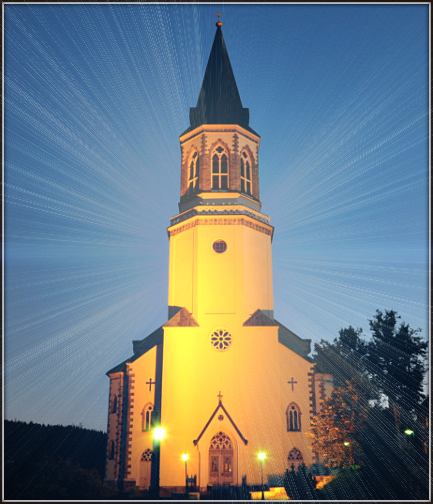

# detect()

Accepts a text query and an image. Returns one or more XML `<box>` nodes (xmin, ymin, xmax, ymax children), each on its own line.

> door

<box><xmin>139</xmin><ymin>449</ymin><xmax>152</xmax><ymax>490</ymax></box>
<box><xmin>209</xmin><ymin>432</ymin><xmax>234</xmax><ymax>485</ymax></box>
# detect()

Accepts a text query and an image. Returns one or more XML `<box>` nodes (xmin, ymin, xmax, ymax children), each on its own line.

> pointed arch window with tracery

<box><xmin>287</xmin><ymin>403</ymin><xmax>302</xmax><ymax>431</ymax></box>
<box><xmin>188</xmin><ymin>151</ymin><xmax>199</xmax><ymax>196</ymax></box>
<box><xmin>212</xmin><ymin>146</ymin><xmax>228</xmax><ymax>190</ymax></box>
<box><xmin>240</xmin><ymin>151</ymin><xmax>252</xmax><ymax>195</ymax></box>
<box><xmin>288</xmin><ymin>447</ymin><xmax>303</xmax><ymax>469</ymax></box>
<box><xmin>142</xmin><ymin>403</ymin><xmax>154</xmax><ymax>431</ymax></box>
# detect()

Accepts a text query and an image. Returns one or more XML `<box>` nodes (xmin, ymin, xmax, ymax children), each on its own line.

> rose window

<box><xmin>210</xmin><ymin>329</ymin><xmax>232</xmax><ymax>351</ymax></box>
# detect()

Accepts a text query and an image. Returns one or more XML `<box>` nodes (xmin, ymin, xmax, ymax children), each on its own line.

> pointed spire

<box><xmin>189</xmin><ymin>23</ymin><xmax>250</xmax><ymax>130</ymax></box>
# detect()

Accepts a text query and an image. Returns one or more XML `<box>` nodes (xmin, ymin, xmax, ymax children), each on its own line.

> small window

<box><xmin>213</xmin><ymin>240</ymin><xmax>227</xmax><ymax>253</ymax></box>
<box><xmin>240</xmin><ymin>151</ymin><xmax>252</xmax><ymax>195</ymax></box>
<box><xmin>287</xmin><ymin>403</ymin><xmax>302</xmax><ymax>431</ymax></box>
<box><xmin>187</xmin><ymin>152</ymin><xmax>199</xmax><ymax>196</ymax></box>
<box><xmin>108</xmin><ymin>440</ymin><xmax>115</xmax><ymax>460</ymax></box>
<box><xmin>110</xmin><ymin>395</ymin><xmax>117</xmax><ymax>414</ymax></box>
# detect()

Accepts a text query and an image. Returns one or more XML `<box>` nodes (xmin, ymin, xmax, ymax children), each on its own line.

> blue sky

<box><xmin>4</xmin><ymin>4</ymin><xmax>429</xmax><ymax>431</ymax></box>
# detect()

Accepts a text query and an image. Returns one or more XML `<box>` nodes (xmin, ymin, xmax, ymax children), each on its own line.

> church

<box><xmin>104</xmin><ymin>19</ymin><xmax>333</xmax><ymax>495</ymax></box>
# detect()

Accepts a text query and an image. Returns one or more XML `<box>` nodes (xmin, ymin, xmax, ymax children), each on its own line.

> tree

<box><xmin>307</xmin><ymin>380</ymin><xmax>368</xmax><ymax>470</ymax></box>
<box><xmin>366</xmin><ymin>310</ymin><xmax>428</xmax><ymax>418</ymax></box>
<box><xmin>313</xmin><ymin>326</ymin><xmax>378</xmax><ymax>402</ymax></box>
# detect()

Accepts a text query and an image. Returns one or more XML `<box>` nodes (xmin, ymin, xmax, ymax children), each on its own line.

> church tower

<box><xmin>104</xmin><ymin>20</ymin><xmax>333</xmax><ymax>496</ymax></box>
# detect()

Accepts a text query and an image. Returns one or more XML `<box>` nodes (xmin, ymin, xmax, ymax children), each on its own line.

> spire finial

<box><xmin>214</xmin><ymin>10</ymin><xmax>225</xmax><ymax>27</ymax></box>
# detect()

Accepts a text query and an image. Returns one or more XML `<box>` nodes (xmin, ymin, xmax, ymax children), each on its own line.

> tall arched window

<box><xmin>108</xmin><ymin>440</ymin><xmax>115</xmax><ymax>460</ymax></box>
<box><xmin>212</xmin><ymin>146</ymin><xmax>228</xmax><ymax>190</ymax></box>
<box><xmin>240</xmin><ymin>151</ymin><xmax>252</xmax><ymax>195</ymax></box>
<box><xmin>142</xmin><ymin>403</ymin><xmax>154</xmax><ymax>431</ymax></box>
<box><xmin>187</xmin><ymin>152</ymin><xmax>199</xmax><ymax>195</ymax></box>
<box><xmin>286</xmin><ymin>403</ymin><xmax>302</xmax><ymax>431</ymax></box>
<box><xmin>110</xmin><ymin>395</ymin><xmax>117</xmax><ymax>414</ymax></box>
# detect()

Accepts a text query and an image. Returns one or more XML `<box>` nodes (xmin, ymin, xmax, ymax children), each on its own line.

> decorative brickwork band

<box><xmin>168</xmin><ymin>216</ymin><xmax>273</xmax><ymax>238</ymax></box>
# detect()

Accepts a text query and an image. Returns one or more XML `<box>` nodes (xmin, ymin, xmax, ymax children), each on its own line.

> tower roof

<box><xmin>186</xmin><ymin>23</ymin><xmax>257</xmax><ymax>135</ymax></box>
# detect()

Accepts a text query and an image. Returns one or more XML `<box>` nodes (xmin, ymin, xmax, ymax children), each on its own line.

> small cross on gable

<box><xmin>146</xmin><ymin>378</ymin><xmax>155</xmax><ymax>391</ymax></box>
<box><xmin>287</xmin><ymin>377</ymin><xmax>298</xmax><ymax>391</ymax></box>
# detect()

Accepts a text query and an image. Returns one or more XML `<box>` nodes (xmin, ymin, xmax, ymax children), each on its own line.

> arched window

<box><xmin>240</xmin><ymin>151</ymin><xmax>252</xmax><ymax>195</ymax></box>
<box><xmin>108</xmin><ymin>440</ymin><xmax>115</xmax><ymax>460</ymax></box>
<box><xmin>286</xmin><ymin>403</ymin><xmax>302</xmax><ymax>431</ymax></box>
<box><xmin>142</xmin><ymin>403</ymin><xmax>154</xmax><ymax>431</ymax></box>
<box><xmin>212</xmin><ymin>146</ymin><xmax>228</xmax><ymax>190</ymax></box>
<box><xmin>187</xmin><ymin>151</ymin><xmax>199</xmax><ymax>196</ymax></box>
<box><xmin>288</xmin><ymin>447</ymin><xmax>303</xmax><ymax>470</ymax></box>
<box><xmin>110</xmin><ymin>395</ymin><xmax>117</xmax><ymax>414</ymax></box>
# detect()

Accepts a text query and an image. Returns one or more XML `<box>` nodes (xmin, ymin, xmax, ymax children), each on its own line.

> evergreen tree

<box><xmin>366</xmin><ymin>310</ymin><xmax>428</xmax><ymax>416</ymax></box>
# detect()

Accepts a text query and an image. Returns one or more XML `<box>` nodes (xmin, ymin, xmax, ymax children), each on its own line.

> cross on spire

<box><xmin>287</xmin><ymin>377</ymin><xmax>298</xmax><ymax>391</ymax></box>
<box><xmin>213</xmin><ymin>10</ymin><xmax>225</xmax><ymax>23</ymax></box>
<box><xmin>146</xmin><ymin>378</ymin><xmax>155</xmax><ymax>391</ymax></box>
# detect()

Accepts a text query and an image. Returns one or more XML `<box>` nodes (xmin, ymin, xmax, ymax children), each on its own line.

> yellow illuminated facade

<box><xmin>105</xmin><ymin>21</ymin><xmax>333</xmax><ymax>494</ymax></box>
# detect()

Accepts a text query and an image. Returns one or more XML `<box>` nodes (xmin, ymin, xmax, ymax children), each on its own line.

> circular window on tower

<box><xmin>213</xmin><ymin>240</ymin><xmax>227</xmax><ymax>253</ymax></box>
<box><xmin>210</xmin><ymin>329</ymin><xmax>232</xmax><ymax>351</ymax></box>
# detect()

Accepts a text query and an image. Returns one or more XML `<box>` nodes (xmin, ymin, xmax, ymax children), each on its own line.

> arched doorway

<box><xmin>209</xmin><ymin>431</ymin><xmax>234</xmax><ymax>485</ymax></box>
<box><xmin>139</xmin><ymin>448</ymin><xmax>152</xmax><ymax>489</ymax></box>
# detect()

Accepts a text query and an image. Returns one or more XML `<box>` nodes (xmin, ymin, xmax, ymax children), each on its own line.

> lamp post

<box><xmin>258</xmin><ymin>452</ymin><xmax>266</xmax><ymax>500</ymax></box>
<box><xmin>152</xmin><ymin>427</ymin><xmax>165</xmax><ymax>497</ymax></box>
<box><xmin>182</xmin><ymin>453</ymin><xmax>189</xmax><ymax>496</ymax></box>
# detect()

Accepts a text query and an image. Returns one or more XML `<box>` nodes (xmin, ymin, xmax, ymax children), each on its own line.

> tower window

<box><xmin>187</xmin><ymin>152</ymin><xmax>199</xmax><ymax>196</ymax></box>
<box><xmin>286</xmin><ymin>403</ymin><xmax>302</xmax><ymax>431</ymax></box>
<box><xmin>108</xmin><ymin>440</ymin><xmax>115</xmax><ymax>460</ymax></box>
<box><xmin>213</xmin><ymin>240</ymin><xmax>227</xmax><ymax>253</ymax></box>
<box><xmin>212</xmin><ymin>146</ymin><xmax>228</xmax><ymax>190</ymax></box>
<box><xmin>110</xmin><ymin>395</ymin><xmax>117</xmax><ymax>414</ymax></box>
<box><xmin>240</xmin><ymin>152</ymin><xmax>252</xmax><ymax>195</ymax></box>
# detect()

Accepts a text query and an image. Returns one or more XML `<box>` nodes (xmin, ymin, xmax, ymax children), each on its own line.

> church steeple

<box><xmin>188</xmin><ymin>22</ymin><xmax>254</xmax><ymax>133</ymax></box>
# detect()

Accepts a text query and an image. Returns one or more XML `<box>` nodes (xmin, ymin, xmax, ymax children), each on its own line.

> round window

<box><xmin>213</xmin><ymin>240</ymin><xmax>227</xmax><ymax>253</ymax></box>
<box><xmin>210</xmin><ymin>329</ymin><xmax>232</xmax><ymax>351</ymax></box>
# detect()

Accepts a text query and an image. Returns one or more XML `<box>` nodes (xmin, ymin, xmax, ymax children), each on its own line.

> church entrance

<box><xmin>209</xmin><ymin>432</ymin><xmax>234</xmax><ymax>485</ymax></box>
<box><xmin>139</xmin><ymin>449</ymin><xmax>152</xmax><ymax>489</ymax></box>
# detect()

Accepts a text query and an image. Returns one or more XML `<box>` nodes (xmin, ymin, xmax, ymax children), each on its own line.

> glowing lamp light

<box><xmin>182</xmin><ymin>453</ymin><xmax>189</xmax><ymax>461</ymax></box>
<box><xmin>344</xmin><ymin>442</ymin><xmax>350</xmax><ymax>447</ymax></box>
<box><xmin>258</xmin><ymin>452</ymin><xmax>266</xmax><ymax>461</ymax></box>
<box><xmin>404</xmin><ymin>429</ymin><xmax>414</xmax><ymax>435</ymax></box>
<box><xmin>153</xmin><ymin>427</ymin><xmax>165</xmax><ymax>440</ymax></box>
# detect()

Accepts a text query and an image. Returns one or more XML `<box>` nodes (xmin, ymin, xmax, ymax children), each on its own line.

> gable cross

<box><xmin>146</xmin><ymin>378</ymin><xmax>155</xmax><ymax>391</ymax></box>
<box><xmin>287</xmin><ymin>377</ymin><xmax>298</xmax><ymax>391</ymax></box>
<box><xmin>217</xmin><ymin>391</ymin><xmax>223</xmax><ymax>402</ymax></box>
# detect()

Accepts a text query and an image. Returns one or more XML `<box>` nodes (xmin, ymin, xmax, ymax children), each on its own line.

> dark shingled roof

<box><xmin>183</xmin><ymin>25</ymin><xmax>258</xmax><ymax>136</ymax></box>
<box><xmin>276</xmin><ymin>319</ymin><xmax>313</xmax><ymax>361</ymax></box>
<box><xmin>106</xmin><ymin>325</ymin><xmax>164</xmax><ymax>375</ymax></box>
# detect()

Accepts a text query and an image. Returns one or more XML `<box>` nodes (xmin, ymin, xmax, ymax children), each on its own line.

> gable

<box><xmin>243</xmin><ymin>309</ymin><xmax>277</xmax><ymax>327</ymax></box>
<box><xmin>275</xmin><ymin>319</ymin><xmax>312</xmax><ymax>360</ymax></box>
<box><xmin>106</xmin><ymin>325</ymin><xmax>163</xmax><ymax>376</ymax></box>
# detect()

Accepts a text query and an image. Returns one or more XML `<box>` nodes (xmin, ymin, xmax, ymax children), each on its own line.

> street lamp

<box><xmin>258</xmin><ymin>452</ymin><xmax>266</xmax><ymax>500</ymax></box>
<box><xmin>182</xmin><ymin>453</ymin><xmax>188</xmax><ymax>495</ymax></box>
<box><xmin>404</xmin><ymin>429</ymin><xmax>414</xmax><ymax>436</ymax></box>
<box><xmin>153</xmin><ymin>427</ymin><xmax>165</xmax><ymax>440</ymax></box>
<box><xmin>344</xmin><ymin>442</ymin><xmax>350</xmax><ymax>447</ymax></box>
